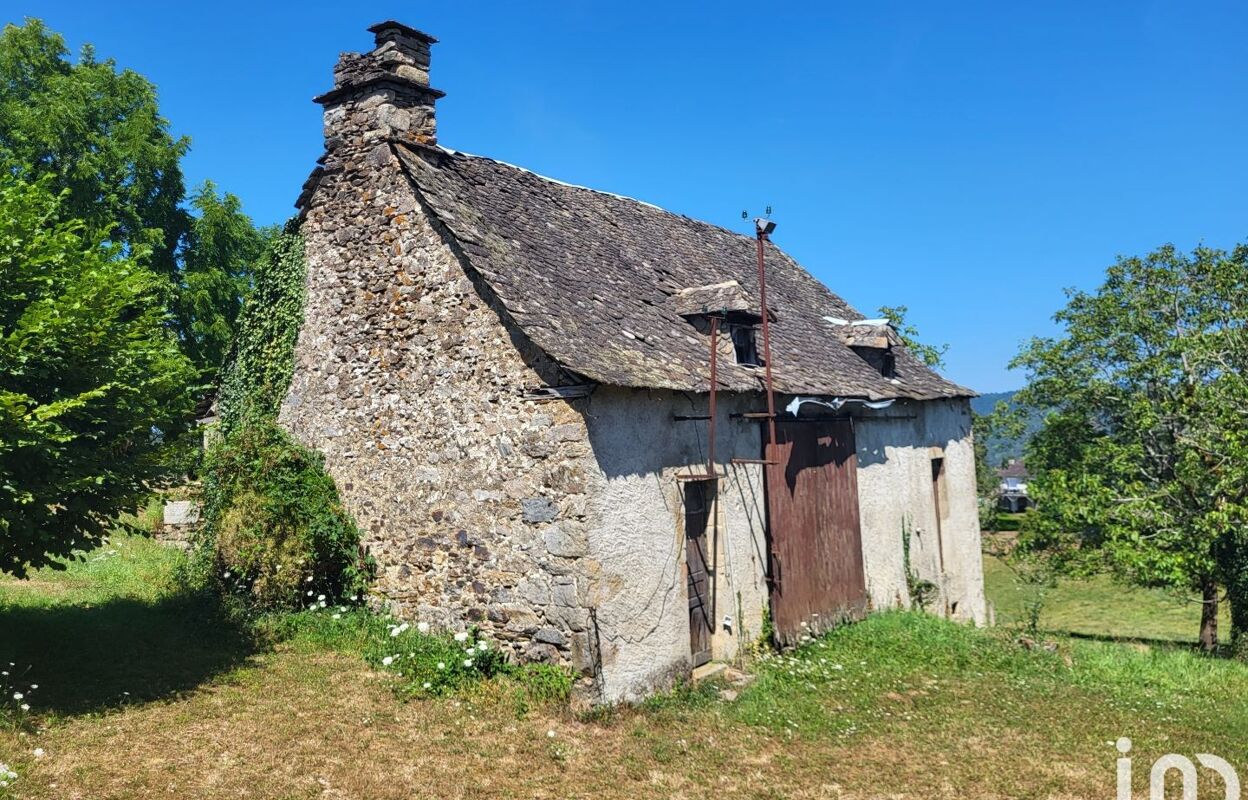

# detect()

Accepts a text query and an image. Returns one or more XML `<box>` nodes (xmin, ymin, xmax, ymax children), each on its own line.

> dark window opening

<box><xmin>730</xmin><ymin>325</ymin><xmax>761</xmax><ymax>366</ymax></box>
<box><xmin>930</xmin><ymin>456</ymin><xmax>947</xmax><ymax>573</ymax></box>
<box><xmin>851</xmin><ymin>345</ymin><xmax>895</xmax><ymax>378</ymax></box>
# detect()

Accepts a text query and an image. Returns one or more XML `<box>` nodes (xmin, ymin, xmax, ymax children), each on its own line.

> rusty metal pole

<box><xmin>707</xmin><ymin>314</ymin><xmax>720</xmax><ymax>477</ymax></box>
<box><xmin>755</xmin><ymin>230</ymin><xmax>778</xmax><ymax>459</ymax></box>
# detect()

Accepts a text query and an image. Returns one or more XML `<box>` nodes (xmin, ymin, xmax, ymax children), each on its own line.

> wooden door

<box><xmin>685</xmin><ymin>481</ymin><xmax>714</xmax><ymax>667</ymax></box>
<box><xmin>765</xmin><ymin>419</ymin><xmax>868</xmax><ymax>645</ymax></box>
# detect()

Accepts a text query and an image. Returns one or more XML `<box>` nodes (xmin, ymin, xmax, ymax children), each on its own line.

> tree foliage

<box><xmin>1011</xmin><ymin>243</ymin><xmax>1248</xmax><ymax>651</ymax></box>
<box><xmin>179</xmin><ymin>184</ymin><xmax>273</xmax><ymax>375</ymax></box>
<box><xmin>0</xmin><ymin>176</ymin><xmax>196</xmax><ymax>576</ymax></box>
<box><xmin>0</xmin><ymin>18</ymin><xmax>186</xmax><ymax>275</ymax></box>
<box><xmin>878</xmin><ymin>304</ymin><xmax>949</xmax><ymax>370</ymax></box>
<box><xmin>0</xmin><ymin>18</ymin><xmax>266</xmax><ymax>382</ymax></box>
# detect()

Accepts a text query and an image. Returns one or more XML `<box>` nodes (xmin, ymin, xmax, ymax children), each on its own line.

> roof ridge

<box><xmin>429</xmin><ymin>144</ymin><xmax>763</xmax><ymax>246</ymax></box>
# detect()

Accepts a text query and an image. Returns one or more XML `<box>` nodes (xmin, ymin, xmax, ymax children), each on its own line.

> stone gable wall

<box><xmin>283</xmin><ymin>104</ymin><xmax>604</xmax><ymax>683</ymax></box>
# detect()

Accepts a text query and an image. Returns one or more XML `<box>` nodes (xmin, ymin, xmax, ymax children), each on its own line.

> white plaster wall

<box><xmin>853</xmin><ymin>398</ymin><xmax>987</xmax><ymax>624</ymax></box>
<box><xmin>580</xmin><ymin>388</ymin><xmax>769</xmax><ymax>703</ymax></box>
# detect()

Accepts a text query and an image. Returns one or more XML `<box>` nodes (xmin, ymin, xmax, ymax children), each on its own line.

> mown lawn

<box><xmin>983</xmin><ymin>545</ymin><xmax>1231</xmax><ymax>645</ymax></box>
<box><xmin>2</xmin><ymin>534</ymin><xmax>1246</xmax><ymax>799</ymax></box>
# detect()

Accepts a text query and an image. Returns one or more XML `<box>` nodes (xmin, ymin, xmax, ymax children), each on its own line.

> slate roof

<box><xmin>393</xmin><ymin>143</ymin><xmax>972</xmax><ymax>401</ymax></box>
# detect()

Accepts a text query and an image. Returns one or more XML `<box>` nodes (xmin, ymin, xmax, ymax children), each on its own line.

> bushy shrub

<box><xmin>200</xmin><ymin>422</ymin><xmax>372</xmax><ymax>608</ymax></box>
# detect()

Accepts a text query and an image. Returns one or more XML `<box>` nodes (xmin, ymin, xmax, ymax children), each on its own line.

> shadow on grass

<box><xmin>0</xmin><ymin>592</ymin><xmax>260</xmax><ymax>715</ymax></box>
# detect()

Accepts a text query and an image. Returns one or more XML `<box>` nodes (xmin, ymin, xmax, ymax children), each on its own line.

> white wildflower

<box><xmin>382</xmin><ymin>656</ymin><xmax>394</xmax><ymax>666</ymax></box>
<box><xmin>223</xmin><ymin>571</ymin><xmax>231</xmax><ymax>578</ymax></box>
<box><xmin>476</xmin><ymin>641</ymin><xmax>489</xmax><ymax>651</ymax></box>
<box><xmin>12</xmin><ymin>692</ymin><xmax>22</xmax><ymax>700</ymax></box>
<box><xmin>29</xmin><ymin>684</ymin><xmax>37</xmax><ymax>690</ymax></box>
<box><xmin>332</xmin><ymin>613</ymin><xmax>342</xmax><ymax>620</ymax></box>
<box><xmin>417</xmin><ymin>622</ymin><xmax>430</xmax><ymax>634</ymax></box>
<box><xmin>305</xmin><ymin>576</ymin><xmax>313</xmax><ymax>583</ymax></box>
<box><xmin>437</xmin><ymin>662</ymin><xmax>446</xmax><ymax>670</ymax></box>
<box><xmin>317</xmin><ymin>594</ymin><xmax>326</xmax><ymax>602</ymax></box>
<box><xmin>32</xmin><ymin>748</ymin><xmax>43</xmax><ymax>759</ymax></box>
<box><xmin>306</xmin><ymin>590</ymin><xmax>313</xmax><ymax>597</ymax></box>
<box><xmin>463</xmin><ymin>658</ymin><xmax>473</xmax><ymax>667</ymax></box>
<box><xmin>20</xmin><ymin>704</ymin><xmax>29</xmax><ymax>711</ymax></box>
<box><xmin>422</xmin><ymin>682</ymin><xmax>431</xmax><ymax>689</ymax></box>
<box><xmin>546</xmin><ymin>730</ymin><xmax>556</xmax><ymax>738</ymax></box>
<box><xmin>453</xmin><ymin>631</ymin><xmax>469</xmax><ymax>642</ymax></box>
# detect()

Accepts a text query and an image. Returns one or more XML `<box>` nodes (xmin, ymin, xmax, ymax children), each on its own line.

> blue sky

<box><xmin>12</xmin><ymin>2</ymin><xmax>1248</xmax><ymax>391</ymax></box>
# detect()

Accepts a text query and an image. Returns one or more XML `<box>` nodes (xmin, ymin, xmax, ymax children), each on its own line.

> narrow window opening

<box><xmin>851</xmin><ymin>345</ymin><xmax>895</xmax><ymax>378</ymax></box>
<box><xmin>730</xmin><ymin>325</ymin><xmax>761</xmax><ymax>366</ymax></box>
<box><xmin>930</xmin><ymin>457</ymin><xmax>947</xmax><ymax>573</ymax></box>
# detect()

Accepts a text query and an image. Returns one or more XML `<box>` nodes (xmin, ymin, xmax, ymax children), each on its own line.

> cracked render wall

<box><xmin>854</xmin><ymin>398</ymin><xmax>987</xmax><ymax>624</ymax></box>
<box><xmin>580</xmin><ymin>388</ymin><xmax>770</xmax><ymax>703</ymax></box>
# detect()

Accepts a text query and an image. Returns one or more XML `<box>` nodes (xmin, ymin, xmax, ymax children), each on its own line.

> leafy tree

<box><xmin>0</xmin><ymin>19</ymin><xmax>265</xmax><ymax>381</ymax></box>
<box><xmin>178</xmin><ymin>184</ymin><xmax>273</xmax><ymax>374</ymax></box>
<box><xmin>878</xmin><ymin>304</ymin><xmax>949</xmax><ymax>370</ymax></box>
<box><xmin>1011</xmin><ymin>243</ymin><xmax>1248</xmax><ymax>654</ymax></box>
<box><xmin>0</xmin><ymin>175</ymin><xmax>196</xmax><ymax>576</ymax></box>
<box><xmin>0</xmin><ymin>18</ymin><xmax>187</xmax><ymax>275</ymax></box>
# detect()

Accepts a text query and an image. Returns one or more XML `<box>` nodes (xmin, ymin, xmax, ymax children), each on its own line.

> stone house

<box><xmin>282</xmin><ymin>21</ymin><xmax>986</xmax><ymax>703</ymax></box>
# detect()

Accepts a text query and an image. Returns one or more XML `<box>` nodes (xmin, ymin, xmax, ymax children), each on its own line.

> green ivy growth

<box><xmin>197</xmin><ymin>222</ymin><xmax>372</xmax><ymax>608</ymax></box>
<box><xmin>216</xmin><ymin>221</ymin><xmax>307</xmax><ymax>435</ymax></box>
<box><xmin>902</xmin><ymin>517</ymin><xmax>938</xmax><ymax>611</ymax></box>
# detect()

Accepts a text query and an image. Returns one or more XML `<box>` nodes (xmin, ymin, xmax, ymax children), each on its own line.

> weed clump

<box><xmin>198</xmin><ymin>422</ymin><xmax>372</xmax><ymax>609</ymax></box>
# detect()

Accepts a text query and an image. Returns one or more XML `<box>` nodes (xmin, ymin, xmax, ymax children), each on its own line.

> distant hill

<box><xmin>970</xmin><ymin>390</ymin><xmax>1042</xmax><ymax>468</ymax></box>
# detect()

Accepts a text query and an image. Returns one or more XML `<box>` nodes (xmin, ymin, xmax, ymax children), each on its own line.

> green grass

<box><xmin>5</xmin><ymin>534</ymin><xmax>1248</xmax><ymax>798</ymax></box>
<box><xmin>735</xmin><ymin>610</ymin><xmax>1248</xmax><ymax>740</ymax></box>
<box><xmin>0</xmin><ymin>534</ymin><xmax>257</xmax><ymax>716</ymax></box>
<box><xmin>983</xmin><ymin>550</ymin><xmax>1230</xmax><ymax>644</ymax></box>
<box><xmin>256</xmin><ymin>606</ymin><xmax>573</xmax><ymax>705</ymax></box>
<box><xmin>0</xmin><ymin>532</ymin><xmax>566</xmax><ymax>724</ymax></box>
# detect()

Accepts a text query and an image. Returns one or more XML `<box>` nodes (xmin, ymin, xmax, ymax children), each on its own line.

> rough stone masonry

<box><xmin>282</xmin><ymin>22</ymin><xmax>605</xmax><ymax>688</ymax></box>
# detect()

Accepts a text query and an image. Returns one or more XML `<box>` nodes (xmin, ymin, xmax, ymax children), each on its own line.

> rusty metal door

<box><xmin>685</xmin><ymin>482</ymin><xmax>714</xmax><ymax>667</ymax></box>
<box><xmin>765</xmin><ymin>418</ymin><xmax>867</xmax><ymax>645</ymax></box>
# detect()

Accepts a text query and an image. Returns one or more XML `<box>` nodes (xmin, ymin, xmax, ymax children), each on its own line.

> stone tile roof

<box><xmin>394</xmin><ymin>143</ymin><xmax>972</xmax><ymax>400</ymax></box>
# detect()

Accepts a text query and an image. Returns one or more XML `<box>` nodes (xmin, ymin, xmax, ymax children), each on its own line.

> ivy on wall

<box><xmin>198</xmin><ymin>221</ymin><xmax>372</xmax><ymax>607</ymax></box>
<box><xmin>216</xmin><ymin>221</ymin><xmax>308</xmax><ymax>435</ymax></box>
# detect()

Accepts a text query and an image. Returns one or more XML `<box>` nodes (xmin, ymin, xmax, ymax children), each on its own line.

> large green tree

<box><xmin>0</xmin><ymin>18</ymin><xmax>266</xmax><ymax>382</ymax></box>
<box><xmin>0</xmin><ymin>176</ymin><xmax>196</xmax><ymax>575</ymax></box>
<box><xmin>1010</xmin><ymin>243</ymin><xmax>1248</xmax><ymax>653</ymax></box>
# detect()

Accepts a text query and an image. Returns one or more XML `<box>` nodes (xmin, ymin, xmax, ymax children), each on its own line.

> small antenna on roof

<box><xmin>743</xmin><ymin>206</ymin><xmax>774</xmax><ymax>225</ymax></box>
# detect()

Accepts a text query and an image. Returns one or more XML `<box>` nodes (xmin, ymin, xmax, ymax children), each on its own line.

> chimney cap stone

<box><xmin>367</xmin><ymin>20</ymin><xmax>438</xmax><ymax>45</ymax></box>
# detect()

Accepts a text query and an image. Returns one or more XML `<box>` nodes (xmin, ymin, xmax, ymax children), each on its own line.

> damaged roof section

<box><xmin>393</xmin><ymin>142</ymin><xmax>972</xmax><ymax>401</ymax></box>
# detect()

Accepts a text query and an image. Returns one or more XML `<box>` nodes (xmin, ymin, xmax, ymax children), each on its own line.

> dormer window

<box><xmin>852</xmin><ymin>345</ymin><xmax>895</xmax><ymax>378</ymax></box>
<box><xmin>674</xmin><ymin>280</ymin><xmax>776</xmax><ymax>370</ymax></box>
<box><xmin>730</xmin><ymin>325</ymin><xmax>761</xmax><ymax>366</ymax></box>
<box><xmin>823</xmin><ymin>316</ymin><xmax>899</xmax><ymax>378</ymax></box>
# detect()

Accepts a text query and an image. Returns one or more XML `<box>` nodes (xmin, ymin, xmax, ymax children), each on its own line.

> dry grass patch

<box><xmin>5</xmin><ymin>536</ymin><xmax>1248</xmax><ymax>799</ymax></box>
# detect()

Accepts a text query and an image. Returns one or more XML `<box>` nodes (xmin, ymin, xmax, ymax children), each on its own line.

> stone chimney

<box><xmin>314</xmin><ymin>21</ymin><xmax>443</xmax><ymax>154</ymax></box>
